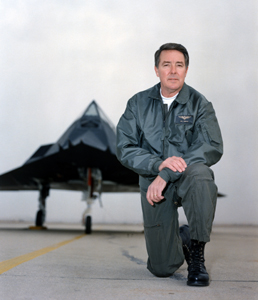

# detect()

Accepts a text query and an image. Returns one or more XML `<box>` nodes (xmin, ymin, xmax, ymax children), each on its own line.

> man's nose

<box><xmin>170</xmin><ymin>65</ymin><xmax>176</xmax><ymax>73</ymax></box>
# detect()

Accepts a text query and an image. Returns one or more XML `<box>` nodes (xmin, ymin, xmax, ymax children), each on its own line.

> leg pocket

<box><xmin>144</xmin><ymin>222</ymin><xmax>167</xmax><ymax>265</ymax></box>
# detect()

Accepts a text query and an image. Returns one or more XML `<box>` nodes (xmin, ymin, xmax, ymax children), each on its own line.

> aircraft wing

<box><xmin>0</xmin><ymin>101</ymin><xmax>139</xmax><ymax>193</ymax></box>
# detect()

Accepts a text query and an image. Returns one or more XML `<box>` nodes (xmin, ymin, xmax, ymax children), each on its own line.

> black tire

<box><xmin>85</xmin><ymin>216</ymin><xmax>92</xmax><ymax>234</ymax></box>
<box><xmin>35</xmin><ymin>210</ymin><xmax>44</xmax><ymax>227</ymax></box>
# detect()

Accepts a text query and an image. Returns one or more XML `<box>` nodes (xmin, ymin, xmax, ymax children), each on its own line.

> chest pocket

<box><xmin>168</xmin><ymin>123</ymin><xmax>194</xmax><ymax>145</ymax></box>
<box><xmin>166</xmin><ymin>112</ymin><xmax>194</xmax><ymax>144</ymax></box>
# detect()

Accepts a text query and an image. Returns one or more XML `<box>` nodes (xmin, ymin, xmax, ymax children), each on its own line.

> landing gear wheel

<box><xmin>85</xmin><ymin>216</ymin><xmax>92</xmax><ymax>234</ymax></box>
<box><xmin>35</xmin><ymin>210</ymin><xmax>44</xmax><ymax>227</ymax></box>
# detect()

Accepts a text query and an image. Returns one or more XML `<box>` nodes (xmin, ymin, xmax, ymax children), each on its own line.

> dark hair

<box><xmin>154</xmin><ymin>43</ymin><xmax>189</xmax><ymax>68</ymax></box>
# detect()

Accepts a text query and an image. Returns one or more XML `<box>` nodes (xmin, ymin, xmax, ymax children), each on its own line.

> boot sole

<box><xmin>187</xmin><ymin>280</ymin><xmax>210</xmax><ymax>287</ymax></box>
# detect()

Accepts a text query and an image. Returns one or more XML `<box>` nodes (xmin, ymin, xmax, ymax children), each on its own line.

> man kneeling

<box><xmin>116</xmin><ymin>43</ymin><xmax>223</xmax><ymax>286</ymax></box>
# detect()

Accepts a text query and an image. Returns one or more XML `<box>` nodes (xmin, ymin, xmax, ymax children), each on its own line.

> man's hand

<box><xmin>159</xmin><ymin>156</ymin><xmax>187</xmax><ymax>173</ymax></box>
<box><xmin>146</xmin><ymin>176</ymin><xmax>167</xmax><ymax>206</ymax></box>
<box><xmin>146</xmin><ymin>156</ymin><xmax>186</xmax><ymax>206</ymax></box>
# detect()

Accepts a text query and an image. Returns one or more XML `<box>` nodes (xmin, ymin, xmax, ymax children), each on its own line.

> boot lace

<box><xmin>188</xmin><ymin>241</ymin><xmax>206</xmax><ymax>273</ymax></box>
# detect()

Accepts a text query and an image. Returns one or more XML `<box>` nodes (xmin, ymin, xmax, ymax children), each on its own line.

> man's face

<box><xmin>155</xmin><ymin>50</ymin><xmax>188</xmax><ymax>97</ymax></box>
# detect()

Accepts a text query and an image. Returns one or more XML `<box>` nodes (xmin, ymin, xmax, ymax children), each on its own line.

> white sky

<box><xmin>0</xmin><ymin>0</ymin><xmax>257</xmax><ymax>225</ymax></box>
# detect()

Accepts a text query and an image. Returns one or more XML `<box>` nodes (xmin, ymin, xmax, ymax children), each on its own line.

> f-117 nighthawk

<box><xmin>0</xmin><ymin>101</ymin><xmax>139</xmax><ymax>233</ymax></box>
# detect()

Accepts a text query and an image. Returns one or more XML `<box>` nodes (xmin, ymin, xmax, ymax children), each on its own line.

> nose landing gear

<box><xmin>35</xmin><ymin>184</ymin><xmax>49</xmax><ymax>227</ymax></box>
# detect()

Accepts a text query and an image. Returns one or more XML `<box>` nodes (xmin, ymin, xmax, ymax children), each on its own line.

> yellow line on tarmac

<box><xmin>0</xmin><ymin>234</ymin><xmax>85</xmax><ymax>274</ymax></box>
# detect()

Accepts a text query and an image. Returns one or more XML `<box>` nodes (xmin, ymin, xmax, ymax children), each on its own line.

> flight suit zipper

<box><xmin>160</xmin><ymin>102</ymin><xmax>167</xmax><ymax>160</ymax></box>
<box><xmin>161</xmin><ymin>101</ymin><xmax>177</xmax><ymax>159</ymax></box>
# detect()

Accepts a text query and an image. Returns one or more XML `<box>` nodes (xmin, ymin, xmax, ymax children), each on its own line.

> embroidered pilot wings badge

<box><xmin>176</xmin><ymin>115</ymin><xmax>193</xmax><ymax>124</ymax></box>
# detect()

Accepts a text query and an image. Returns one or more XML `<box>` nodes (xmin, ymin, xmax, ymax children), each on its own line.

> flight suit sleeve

<box><xmin>158</xmin><ymin>102</ymin><xmax>223</xmax><ymax>183</ymax></box>
<box><xmin>116</xmin><ymin>98</ymin><xmax>163</xmax><ymax>177</ymax></box>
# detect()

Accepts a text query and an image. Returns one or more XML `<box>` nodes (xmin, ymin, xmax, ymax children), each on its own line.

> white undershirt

<box><xmin>160</xmin><ymin>89</ymin><xmax>178</xmax><ymax>109</ymax></box>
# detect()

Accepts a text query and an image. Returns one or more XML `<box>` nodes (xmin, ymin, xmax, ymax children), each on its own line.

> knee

<box><xmin>184</xmin><ymin>163</ymin><xmax>214</xmax><ymax>180</ymax></box>
<box><xmin>147</xmin><ymin>259</ymin><xmax>183</xmax><ymax>278</ymax></box>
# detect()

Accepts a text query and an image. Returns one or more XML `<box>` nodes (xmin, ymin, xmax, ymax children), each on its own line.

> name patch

<box><xmin>176</xmin><ymin>115</ymin><xmax>193</xmax><ymax>124</ymax></box>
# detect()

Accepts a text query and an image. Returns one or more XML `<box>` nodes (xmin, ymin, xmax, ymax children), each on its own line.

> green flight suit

<box><xmin>116</xmin><ymin>82</ymin><xmax>223</xmax><ymax>277</ymax></box>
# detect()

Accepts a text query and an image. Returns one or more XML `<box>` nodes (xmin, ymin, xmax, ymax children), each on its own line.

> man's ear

<box><xmin>154</xmin><ymin>66</ymin><xmax>159</xmax><ymax>78</ymax></box>
<box><xmin>185</xmin><ymin>67</ymin><xmax>189</xmax><ymax>76</ymax></box>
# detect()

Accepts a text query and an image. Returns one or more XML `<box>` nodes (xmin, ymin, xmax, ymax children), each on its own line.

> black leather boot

<box><xmin>187</xmin><ymin>240</ymin><xmax>210</xmax><ymax>287</ymax></box>
<box><xmin>179</xmin><ymin>225</ymin><xmax>191</xmax><ymax>265</ymax></box>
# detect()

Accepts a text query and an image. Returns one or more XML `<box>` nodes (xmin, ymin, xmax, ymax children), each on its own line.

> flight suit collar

<box><xmin>148</xmin><ymin>82</ymin><xmax>190</xmax><ymax>105</ymax></box>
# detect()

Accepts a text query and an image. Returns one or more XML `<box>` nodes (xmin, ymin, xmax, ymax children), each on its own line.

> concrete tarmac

<box><xmin>0</xmin><ymin>222</ymin><xmax>257</xmax><ymax>300</ymax></box>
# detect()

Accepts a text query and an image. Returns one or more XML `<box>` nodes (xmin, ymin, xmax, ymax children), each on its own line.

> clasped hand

<box><xmin>146</xmin><ymin>156</ymin><xmax>187</xmax><ymax>206</ymax></box>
